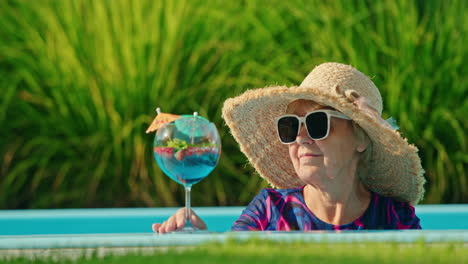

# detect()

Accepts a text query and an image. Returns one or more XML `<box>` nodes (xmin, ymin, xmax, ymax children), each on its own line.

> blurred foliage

<box><xmin>0</xmin><ymin>0</ymin><xmax>466</xmax><ymax>208</ymax></box>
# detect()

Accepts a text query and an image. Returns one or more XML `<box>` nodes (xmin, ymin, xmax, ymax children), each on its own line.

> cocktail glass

<box><xmin>153</xmin><ymin>113</ymin><xmax>221</xmax><ymax>232</ymax></box>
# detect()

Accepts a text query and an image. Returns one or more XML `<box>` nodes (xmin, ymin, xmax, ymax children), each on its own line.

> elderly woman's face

<box><xmin>287</xmin><ymin>101</ymin><xmax>363</xmax><ymax>184</ymax></box>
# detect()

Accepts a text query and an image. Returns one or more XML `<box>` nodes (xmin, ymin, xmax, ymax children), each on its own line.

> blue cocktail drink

<box><xmin>154</xmin><ymin>146</ymin><xmax>220</xmax><ymax>186</ymax></box>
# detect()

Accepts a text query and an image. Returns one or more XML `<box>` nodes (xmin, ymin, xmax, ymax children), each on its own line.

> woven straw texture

<box><xmin>222</xmin><ymin>62</ymin><xmax>425</xmax><ymax>204</ymax></box>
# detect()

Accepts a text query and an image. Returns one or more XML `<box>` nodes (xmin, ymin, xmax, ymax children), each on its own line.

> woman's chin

<box><xmin>296</xmin><ymin>167</ymin><xmax>325</xmax><ymax>184</ymax></box>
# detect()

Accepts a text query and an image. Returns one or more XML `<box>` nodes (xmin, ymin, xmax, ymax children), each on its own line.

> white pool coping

<box><xmin>1</xmin><ymin>230</ymin><xmax>468</xmax><ymax>249</ymax></box>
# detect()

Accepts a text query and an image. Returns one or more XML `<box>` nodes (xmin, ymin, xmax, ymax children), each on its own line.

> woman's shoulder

<box><xmin>370</xmin><ymin>191</ymin><xmax>420</xmax><ymax>229</ymax></box>
<box><xmin>372</xmin><ymin>192</ymin><xmax>416</xmax><ymax>212</ymax></box>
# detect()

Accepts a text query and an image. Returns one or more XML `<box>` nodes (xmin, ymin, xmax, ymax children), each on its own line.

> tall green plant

<box><xmin>0</xmin><ymin>0</ymin><xmax>466</xmax><ymax>208</ymax></box>
<box><xmin>0</xmin><ymin>0</ymin><xmax>251</xmax><ymax>208</ymax></box>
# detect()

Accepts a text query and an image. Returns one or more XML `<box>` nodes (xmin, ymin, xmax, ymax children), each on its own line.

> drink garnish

<box><xmin>146</xmin><ymin>107</ymin><xmax>180</xmax><ymax>133</ymax></box>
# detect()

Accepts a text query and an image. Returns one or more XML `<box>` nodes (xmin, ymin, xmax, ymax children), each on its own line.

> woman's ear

<box><xmin>357</xmin><ymin>142</ymin><xmax>368</xmax><ymax>153</ymax></box>
<box><xmin>356</xmin><ymin>132</ymin><xmax>370</xmax><ymax>153</ymax></box>
<box><xmin>352</xmin><ymin>121</ymin><xmax>371</xmax><ymax>153</ymax></box>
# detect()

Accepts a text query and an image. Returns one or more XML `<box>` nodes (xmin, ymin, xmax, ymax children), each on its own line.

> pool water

<box><xmin>1</xmin><ymin>205</ymin><xmax>467</xmax><ymax>235</ymax></box>
<box><xmin>0</xmin><ymin>205</ymin><xmax>467</xmax><ymax>249</ymax></box>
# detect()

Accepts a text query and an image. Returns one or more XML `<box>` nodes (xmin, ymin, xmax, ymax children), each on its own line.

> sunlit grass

<box><xmin>0</xmin><ymin>0</ymin><xmax>466</xmax><ymax>208</ymax></box>
<box><xmin>2</xmin><ymin>240</ymin><xmax>467</xmax><ymax>263</ymax></box>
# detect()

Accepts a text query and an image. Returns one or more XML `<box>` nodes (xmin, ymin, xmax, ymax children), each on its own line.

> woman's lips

<box><xmin>299</xmin><ymin>153</ymin><xmax>322</xmax><ymax>158</ymax></box>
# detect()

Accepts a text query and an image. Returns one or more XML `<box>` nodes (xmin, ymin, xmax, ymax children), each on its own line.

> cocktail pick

<box><xmin>146</xmin><ymin>107</ymin><xmax>181</xmax><ymax>133</ymax></box>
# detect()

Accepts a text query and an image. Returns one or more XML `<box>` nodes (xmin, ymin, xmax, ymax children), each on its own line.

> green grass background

<box><xmin>2</xmin><ymin>240</ymin><xmax>468</xmax><ymax>263</ymax></box>
<box><xmin>0</xmin><ymin>0</ymin><xmax>466</xmax><ymax>209</ymax></box>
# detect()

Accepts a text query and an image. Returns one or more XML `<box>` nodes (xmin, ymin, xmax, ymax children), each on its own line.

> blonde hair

<box><xmin>286</xmin><ymin>99</ymin><xmax>373</xmax><ymax>180</ymax></box>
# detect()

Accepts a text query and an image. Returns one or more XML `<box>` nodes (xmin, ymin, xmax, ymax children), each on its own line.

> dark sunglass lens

<box><xmin>305</xmin><ymin>112</ymin><xmax>328</xmax><ymax>139</ymax></box>
<box><xmin>277</xmin><ymin>117</ymin><xmax>299</xmax><ymax>143</ymax></box>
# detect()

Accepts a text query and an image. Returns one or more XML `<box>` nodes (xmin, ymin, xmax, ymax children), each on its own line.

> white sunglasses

<box><xmin>276</xmin><ymin>110</ymin><xmax>351</xmax><ymax>144</ymax></box>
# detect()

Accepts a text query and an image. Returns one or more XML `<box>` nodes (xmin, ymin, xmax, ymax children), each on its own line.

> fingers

<box><xmin>152</xmin><ymin>223</ymin><xmax>162</xmax><ymax>232</ymax></box>
<box><xmin>156</xmin><ymin>217</ymin><xmax>177</xmax><ymax>233</ymax></box>
<box><xmin>154</xmin><ymin>220</ymin><xmax>172</xmax><ymax>233</ymax></box>
<box><xmin>152</xmin><ymin>208</ymin><xmax>187</xmax><ymax>233</ymax></box>
<box><xmin>151</xmin><ymin>208</ymin><xmax>209</xmax><ymax>233</ymax></box>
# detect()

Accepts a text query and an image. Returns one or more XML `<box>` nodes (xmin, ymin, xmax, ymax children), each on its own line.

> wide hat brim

<box><xmin>222</xmin><ymin>85</ymin><xmax>426</xmax><ymax>205</ymax></box>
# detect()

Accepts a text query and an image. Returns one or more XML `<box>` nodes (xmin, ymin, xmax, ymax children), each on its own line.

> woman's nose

<box><xmin>296</xmin><ymin>124</ymin><xmax>314</xmax><ymax>145</ymax></box>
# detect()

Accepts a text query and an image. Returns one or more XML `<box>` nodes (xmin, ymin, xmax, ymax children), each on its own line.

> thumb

<box><xmin>190</xmin><ymin>210</ymin><xmax>207</xmax><ymax>230</ymax></box>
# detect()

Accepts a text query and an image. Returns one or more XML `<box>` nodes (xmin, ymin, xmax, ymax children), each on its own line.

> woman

<box><xmin>152</xmin><ymin>62</ymin><xmax>425</xmax><ymax>232</ymax></box>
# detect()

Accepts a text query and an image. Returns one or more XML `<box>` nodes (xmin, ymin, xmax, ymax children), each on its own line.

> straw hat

<box><xmin>222</xmin><ymin>62</ymin><xmax>425</xmax><ymax>204</ymax></box>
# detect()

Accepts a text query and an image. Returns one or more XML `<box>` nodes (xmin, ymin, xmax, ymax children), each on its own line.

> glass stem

<box><xmin>184</xmin><ymin>186</ymin><xmax>193</xmax><ymax>228</ymax></box>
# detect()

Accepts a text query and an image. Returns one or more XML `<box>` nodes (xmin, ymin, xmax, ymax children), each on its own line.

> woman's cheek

<box><xmin>288</xmin><ymin>145</ymin><xmax>300</xmax><ymax>169</ymax></box>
